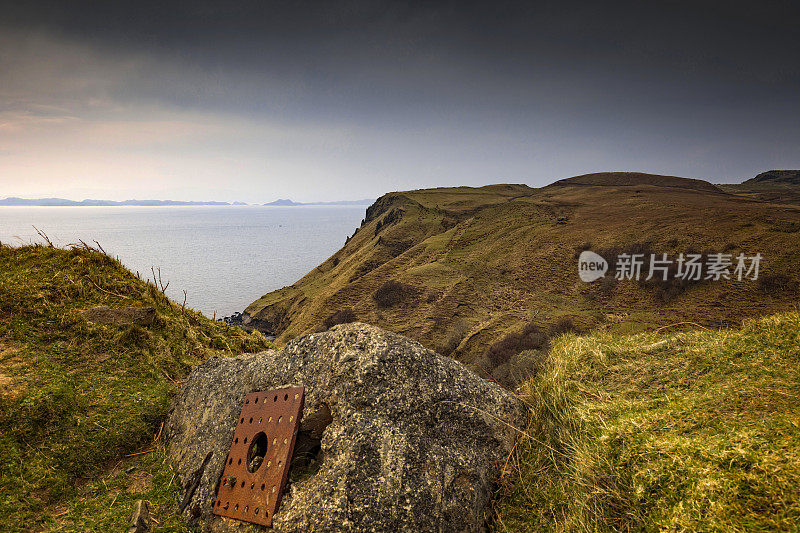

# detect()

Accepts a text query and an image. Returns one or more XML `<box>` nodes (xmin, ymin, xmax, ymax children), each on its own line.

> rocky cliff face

<box><xmin>165</xmin><ymin>323</ymin><xmax>527</xmax><ymax>532</ymax></box>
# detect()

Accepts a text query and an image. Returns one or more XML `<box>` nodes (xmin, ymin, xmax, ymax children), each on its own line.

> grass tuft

<box><xmin>493</xmin><ymin>311</ymin><xmax>800</xmax><ymax>531</ymax></box>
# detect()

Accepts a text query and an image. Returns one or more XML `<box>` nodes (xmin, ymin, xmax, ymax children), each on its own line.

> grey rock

<box><xmin>125</xmin><ymin>499</ymin><xmax>152</xmax><ymax>533</ymax></box>
<box><xmin>165</xmin><ymin>323</ymin><xmax>527</xmax><ymax>532</ymax></box>
<box><xmin>81</xmin><ymin>305</ymin><xmax>157</xmax><ymax>327</ymax></box>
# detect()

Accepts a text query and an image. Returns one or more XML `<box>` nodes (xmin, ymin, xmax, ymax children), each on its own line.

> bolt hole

<box><xmin>249</xmin><ymin>417</ymin><xmax>253</xmax><ymax>423</ymax></box>
<box><xmin>255</xmin><ymin>397</ymin><xmax>259</xmax><ymax>403</ymax></box>
<box><xmin>244</xmin><ymin>437</ymin><xmax>248</xmax><ymax>444</ymax></box>
<box><xmin>284</xmin><ymin>393</ymin><xmax>288</xmax><ymax>401</ymax></box>
<box><xmin>273</xmin><ymin>395</ymin><xmax>277</xmax><ymax>402</ymax></box>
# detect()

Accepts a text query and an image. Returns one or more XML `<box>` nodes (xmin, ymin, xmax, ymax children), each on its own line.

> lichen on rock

<box><xmin>165</xmin><ymin>322</ymin><xmax>527</xmax><ymax>532</ymax></box>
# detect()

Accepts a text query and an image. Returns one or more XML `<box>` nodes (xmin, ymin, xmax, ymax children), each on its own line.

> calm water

<box><xmin>0</xmin><ymin>206</ymin><xmax>365</xmax><ymax>317</ymax></box>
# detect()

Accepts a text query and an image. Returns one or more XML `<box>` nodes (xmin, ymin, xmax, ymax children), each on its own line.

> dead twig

<box><xmin>151</xmin><ymin>266</ymin><xmax>169</xmax><ymax>293</ymax></box>
<box><xmin>93</xmin><ymin>240</ymin><xmax>108</xmax><ymax>255</ymax></box>
<box><xmin>501</xmin><ymin>438</ymin><xmax>519</xmax><ymax>480</ymax></box>
<box><xmin>162</xmin><ymin>368</ymin><xmax>176</xmax><ymax>386</ymax></box>
<box><xmin>654</xmin><ymin>321</ymin><xmax>710</xmax><ymax>333</ymax></box>
<box><xmin>83</xmin><ymin>276</ymin><xmax>130</xmax><ymax>299</ymax></box>
<box><xmin>32</xmin><ymin>225</ymin><xmax>54</xmax><ymax>247</ymax></box>
<box><xmin>181</xmin><ymin>290</ymin><xmax>187</xmax><ymax>314</ymax></box>
<box><xmin>124</xmin><ymin>448</ymin><xmax>156</xmax><ymax>458</ymax></box>
<box><xmin>153</xmin><ymin>421</ymin><xmax>164</xmax><ymax>444</ymax></box>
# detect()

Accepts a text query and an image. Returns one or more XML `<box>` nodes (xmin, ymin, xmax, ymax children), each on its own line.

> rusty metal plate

<box><xmin>213</xmin><ymin>387</ymin><xmax>305</xmax><ymax>526</ymax></box>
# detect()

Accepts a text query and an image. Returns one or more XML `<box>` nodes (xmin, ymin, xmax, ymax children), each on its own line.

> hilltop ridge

<box><xmin>745</xmin><ymin>169</ymin><xmax>800</xmax><ymax>185</ymax></box>
<box><xmin>549</xmin><ymin>171</ymin><xmax>724</xmax><ymax>193</ymax></box>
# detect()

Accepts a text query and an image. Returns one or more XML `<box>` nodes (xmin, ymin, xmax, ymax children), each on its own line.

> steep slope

<box><xmin>0</xmin><ymin>244</ymin><xmax>270</xmax><ymax>531</ymax></box>
<box><xmin>245</xmin><ymin>173</ymin><xmax>800</xmax><ymax>379</ymax></box>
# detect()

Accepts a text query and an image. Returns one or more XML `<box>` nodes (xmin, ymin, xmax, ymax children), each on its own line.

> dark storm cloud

<box><xmin>1</xmin><ymin>0</ymin><xmax>798</xmax><ymax>200</ymax></box>
<box><xmin>7</xmin><ymin>0</ymin><xmax>799</xmax><ymax>111</ymax></box>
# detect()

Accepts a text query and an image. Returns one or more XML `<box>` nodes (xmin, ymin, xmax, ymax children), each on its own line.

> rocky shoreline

<box><xmin>221</xmin><ymin>311</ymin><xmax>276</xmax><ymax>340</ymax></box>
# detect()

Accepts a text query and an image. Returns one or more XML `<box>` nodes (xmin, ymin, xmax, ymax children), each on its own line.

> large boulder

<box><xmin>165</xmin><ymin>323</ymin><xmax>527</xmax><ymax>532</ymax></box>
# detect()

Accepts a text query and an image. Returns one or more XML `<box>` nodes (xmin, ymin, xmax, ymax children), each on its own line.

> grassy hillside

<box><xmin>719</xmin><ymin>170</ymin><xmax>800</xmax><ymax>204</ymax></box>
<box><xmin>0</xmin><ymin>244</ymin><xmax>270</xmax><ymax>532</ymax></box>
<box><xmin>246</xmin><ymin>172</ymin><xmax>800</xmax><ymax>383</ymax></box>
<box><xmin>493</xmin><ymin>310</ymin><xmax>800</xmax><ymax>531</ymax></box>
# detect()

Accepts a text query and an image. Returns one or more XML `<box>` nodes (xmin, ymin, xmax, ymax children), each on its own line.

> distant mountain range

<box><xmin>0</xmin><ymin>197</ymin><xmax>234</xmax><ymax>206</ymax></box>
<box><xmin>263</xmin><ymin>198</ymin><xmax>374</xmax><ymax>206</ymax></box>
<box><xmin>0</xmin><ymin>197</ymin><xmax>373</xmax><ymax>207</ymax></box>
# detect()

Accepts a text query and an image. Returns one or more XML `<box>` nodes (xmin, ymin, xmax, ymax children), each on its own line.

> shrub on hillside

<box><xmin>758</xmin><ymin>273</ymin><xmax>798</xmax><ymax>295</ymax></box>
<box><xmin>372</xmin><ymin>280</ymin><xmax>415</xmax><ymax>308</ymax></box>
<box><xmin>549</xmin><ymin>317</ymin><xmax>577</xmax><ymax>336</ymax></box>
<box><xmin>485</xmin><ymin>321</ymin><xmax>548</xmax><ymax>368</ymax></box>
<box><xmin>322</xmin><ymin>308</ymin><xmax>357</xmax><ymax>330</ymax></box>
<box><xmin>441</xmin><ymin>216</ymin><xmax>458</xmax><ymax>230</ymax></box>
<box><xmin>438</xmin><ymin>318</ymin><xmax>470</xmax><ymax>356</ymax></box>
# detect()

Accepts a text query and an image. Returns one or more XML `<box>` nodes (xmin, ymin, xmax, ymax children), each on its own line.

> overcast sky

<box><xmin>1</xmin><ymin>0</ymin><xmax>798</xmax><ymax>202</ymax></box>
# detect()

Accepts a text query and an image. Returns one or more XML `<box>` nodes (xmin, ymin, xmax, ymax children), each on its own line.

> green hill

<box><xmin>0</xmin><ymin>244</ymin><xmax>270</xmax><ymax>532</ymax></box>
<box><xmin>245</xmin><ymin>172</ymin><xmax>800</xmax><ymax>384</ymax></box>
<box><xmin>494</xmin><ymin>310</ymin><xmax>800</xmax><ymax>531</ymax></box>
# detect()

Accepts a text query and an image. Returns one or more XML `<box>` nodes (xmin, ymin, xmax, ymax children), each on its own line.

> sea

<box><xmin>0</xmin><ymin>206</ymin><xmax>366</xmax><ymax>317</ymax></box>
